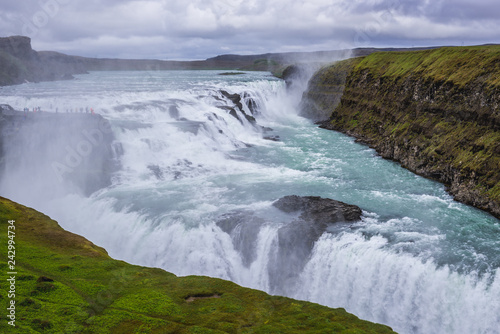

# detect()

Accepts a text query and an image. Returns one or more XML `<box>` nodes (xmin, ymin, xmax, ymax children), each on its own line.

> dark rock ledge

<box><xmin>273</xmin><ymin>195</ymin><xmax>362</xmax><ymax>224</ymax></box>
<box><xmin>217</xmin><ymin>195</ymin><xmax>362</xmax><ymax>294</ymax></box>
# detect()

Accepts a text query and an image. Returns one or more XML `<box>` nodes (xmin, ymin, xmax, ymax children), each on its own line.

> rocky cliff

<box><xmin>303</xmin><ymin>46</ymin><xmax>500</xmax><ymax>218</ymax></box>
<box><xmin>299</xmin><ymin>58</ymin><xmax>358</xmax><ymax>121</ymax></box>
<box><xmin>0</xmin><ymin>36</ymin><xmax>88</xmax><ymax>85</ymax></box>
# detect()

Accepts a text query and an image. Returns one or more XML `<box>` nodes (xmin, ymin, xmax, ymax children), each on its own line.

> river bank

<box><xmin>302</xmin><ymin>46</ymin><xmax>500</xmax><ymax>218</ymax></box>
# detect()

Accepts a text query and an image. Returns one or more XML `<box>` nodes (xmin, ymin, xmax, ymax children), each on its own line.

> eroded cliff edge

<box><xmin>303</xmin><ymin>46</ymin><xmax>500</xmax><ymax>218</ymax></box>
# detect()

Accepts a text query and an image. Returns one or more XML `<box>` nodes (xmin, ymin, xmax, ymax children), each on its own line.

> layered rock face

<box><xmin>305</xmin><ymin>46</ymin><xmax>500</xmax><ymax>218</ymax></box>
<box><xmin>300</xmin><ymin>59</ymin><xmax>357</xmax><ymax>121</ymax></box>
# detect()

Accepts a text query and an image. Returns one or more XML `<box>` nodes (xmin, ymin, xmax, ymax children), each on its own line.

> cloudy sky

<box><xmin>1</xmin><ymin>0</ymin><xmax>499</xmax><ymax>60</ymax></box>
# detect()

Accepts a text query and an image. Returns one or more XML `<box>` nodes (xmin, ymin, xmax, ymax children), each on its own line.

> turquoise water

<box><xmin>1</xmin><ymin>71</ymin><xmax>499</xmax><ymax>333</ymax></box>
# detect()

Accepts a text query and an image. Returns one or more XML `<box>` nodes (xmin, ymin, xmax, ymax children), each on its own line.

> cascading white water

<box><xmin>296</xmin><ymin>231</ymin><xmax>500</xmax><ymax>334</ymax></box>
<box><xmin>1</xmin><ymin>70</ymin><xmax>499</xmax><ymax>334</ymax></box>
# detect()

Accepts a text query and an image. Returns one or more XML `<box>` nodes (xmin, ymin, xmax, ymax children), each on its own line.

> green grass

<box><xmin>353</xmin><ymin>45</ymin><xmax>500</xmax><ymax>87</ymax></box>
<box><xmin>0</xmin><ymin>197</ymin><xmax>396</xmax><ymax>333</ymax></box>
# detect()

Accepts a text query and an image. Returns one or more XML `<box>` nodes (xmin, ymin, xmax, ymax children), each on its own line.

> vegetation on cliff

<box><xmin>307</xmin><ymin>45</ymin><xmax>500</xmax><ymax>218</ymax></box>
<box><xmin>0</xmin><ymin>197</ymin><xmax>395</xmax><ymax>333</ymax></box>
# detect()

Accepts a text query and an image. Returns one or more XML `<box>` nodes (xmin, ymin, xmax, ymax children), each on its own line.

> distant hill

<box><xmin>0</xmin><ymin>35</ymin><xmax>449</xmax><ymax>86</ymax></box>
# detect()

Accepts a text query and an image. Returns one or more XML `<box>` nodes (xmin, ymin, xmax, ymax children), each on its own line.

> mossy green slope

<box><xmin>313</xmin><ymin>46</ymin><xmax>500</xmax><ymax>218</ymax></box>
<box><xmin>352</xmin><ymin>46</ymin><xmax>500</xmax><ymax>87</ymax></box>
<box><xmin>0</xmin><ymin>197</ymin><xmax>395</xmax><ymax>333</ymax></box>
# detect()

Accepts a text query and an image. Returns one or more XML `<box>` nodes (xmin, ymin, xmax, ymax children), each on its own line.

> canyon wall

<box><xmin>303</xmin><ymin>46</ymin><xmax>500</xmax><ymax>218</ymax></box>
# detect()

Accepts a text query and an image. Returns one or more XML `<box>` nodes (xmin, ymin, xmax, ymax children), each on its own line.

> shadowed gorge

<box><xmin>304</xmin><ymin>46</ymin><xmax>500</xmax><ymax>218</ymax></box>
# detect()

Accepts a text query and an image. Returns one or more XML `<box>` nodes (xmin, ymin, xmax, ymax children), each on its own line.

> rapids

<box><xmin>1</xmin><ymin>70</ymin><xmax>499</xmax><ymax>334</ymax></box>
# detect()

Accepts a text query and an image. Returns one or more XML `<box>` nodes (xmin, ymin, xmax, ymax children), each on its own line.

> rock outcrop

<box><xmin>305</xmin><ymin>46</ymin><xmax>500</xmax><ymax>218</ymax></box>
<box><xmin>217</xmin><ymin>90</ymin><xmax>281</xmax><ymax>141</ymax></box>
<box><xmin>217</xmin><ymin>196</ymin><xmax>362</xmax><ymax>294</ymax></box>
<box><xmin>269</xmin><ymin>196</ymin><xmax>362</xmax><ymax>292</ymax></box>
<box><xmin>0</xmin><ymin>35</ymin><xmax>37</xmax><ymax>59</ymax></box>
<box><xmin>219</xmin><ymin>90</ymin><xmax>257</xmax><ymax>125</ymax></box>
<box><xmin>0</xmin><ymin>36</ymin><xmax>87</xmax><ymax>85</ymax></box>
<box><xmin>273</xmin><ymin>195</ymin><xmax>362</xmax><ymax>223</ymax></box>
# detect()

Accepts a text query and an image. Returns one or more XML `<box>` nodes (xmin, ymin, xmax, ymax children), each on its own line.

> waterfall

<box><xmin>296</xmin><ymin>232</ymin><xmax>500</xmax><ymax>334</ymax></box>
<box><xmin>1</xmin><ymin>70</ymin><xmax>499</xmax><ymax>334</ymax></box>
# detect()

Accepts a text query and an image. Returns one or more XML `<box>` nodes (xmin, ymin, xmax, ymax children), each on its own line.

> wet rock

<box><xmin>243</xmin><ymin>92</ymin><xmax>259</xmax><ymax>116</ymax></box>
<box><xmin>218</xmin><ymin>106</ymin><xmax>257</xmax><ymax>125</ymax></box>
<box><xmin>273</xmin><ymin>195</ymin><xmax>362</xmax><ymax>224</ymax></box>
<box><xmin>218</xmin><ymin>90</ymin><xmax>259</xmax><ymax>126</ymax></box>
<box><xmin>243</xmin><ymin>113</ymin><xmax>257</xmax><ymax>124</ymax></box>
<box><xmin>263</xmin><ymin>135</ymin><xmax>280</xmax><ymax>141</ymax></box>
<box><xmin>220</xmin><ymin>90</ymin><xmax>244</xmax><ymax>111</ymax></box>
<box><xmin>216</xmin><ymin>210</ymin><xmax>266</xmax><ymax>267</ymax></box>
<box><xmin>268</xmin><ymin>196</ymin><xmax>362</xmax><ymax>293</ymax></box>
<box><xmin>216</xmin><ymin>196</ymin><xmax>362</xmax><ymax>295</ymax></box>
<box><xmin>228</xmin><ymin>108</ymin><xmax>240</xmax><ymax>121</ymax></box>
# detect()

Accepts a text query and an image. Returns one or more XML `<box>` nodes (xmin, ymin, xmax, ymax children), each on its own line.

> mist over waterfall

<box><xmin>1</xmin><ymin>70</ymin><xmax>499</xmax><ymax>334</ymax></box>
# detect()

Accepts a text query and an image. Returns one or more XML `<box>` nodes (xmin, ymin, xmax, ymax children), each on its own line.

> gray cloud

<box><xmin>1</xmin><ymin>0</ymin><xmax>498</xmax><ymax>59</ymax></box>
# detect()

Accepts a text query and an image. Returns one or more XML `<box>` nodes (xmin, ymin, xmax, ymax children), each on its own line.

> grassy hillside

<box><xmin>352</xmin><ymin>45</ymin><xmax>500</xmax><ymax>87</ymax></box>
<box><xmin>312</xmin><ymin>45</ymin><xmax>500</xmax><ymax>218</ymax></box>
<box><xmin>0</xmin><ymin>197</ymin><xmax>395</xmax><ymax>333</ymax></box>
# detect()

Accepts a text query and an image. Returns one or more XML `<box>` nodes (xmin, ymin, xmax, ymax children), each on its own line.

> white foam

<box><xmin>2</xmin><ymin>70</ymin><xmax>499</xmax><ymax>334</ymax></box>
<box><xmin>295</xmin><ymin>232</ymin><xmax>500</xmax><ymax>334</ymax></box>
